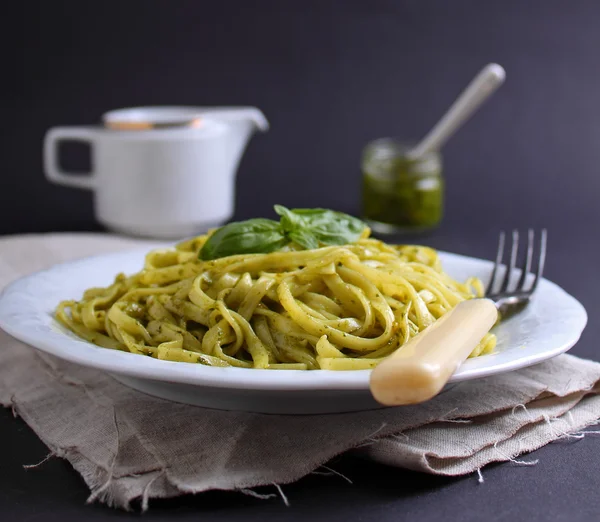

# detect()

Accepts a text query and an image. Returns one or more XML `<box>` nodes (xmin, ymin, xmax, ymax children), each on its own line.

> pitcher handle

<box><xmin>44</xmin><ymin>127</ymin><xmax>98</xmax><ymax>190</ymax></box>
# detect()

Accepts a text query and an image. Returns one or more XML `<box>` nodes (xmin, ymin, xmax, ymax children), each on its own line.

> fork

<box><xmin>370</xmin><ymin>230</ymin><xmax>548</xmax><ymax>406</ymax></box>
<box><xmin>487</xmin><ymin>229</ymin><xmax>547</xmax><ymax>319</ymax></box>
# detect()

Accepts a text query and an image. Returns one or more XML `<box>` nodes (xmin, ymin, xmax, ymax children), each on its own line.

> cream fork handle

<box><xmin>370</xmin><ymin>299</ymin><xmax>498</xmax><ymax>406</ymax></box>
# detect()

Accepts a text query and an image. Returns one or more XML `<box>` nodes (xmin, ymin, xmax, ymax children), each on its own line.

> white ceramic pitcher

<box><xmin>43</xmin><ymin>106</ymin><xmax>269</xmax><ymax>238</ymax></box>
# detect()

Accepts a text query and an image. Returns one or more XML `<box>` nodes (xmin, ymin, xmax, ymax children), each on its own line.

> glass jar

<box><xmin>361</xmin><ymin>138</ymin><xmax>444</xmax><ymax>234</ymax></box>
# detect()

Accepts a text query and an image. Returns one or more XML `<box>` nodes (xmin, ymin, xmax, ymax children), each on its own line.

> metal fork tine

<box><xmin>516</xmin><ymin>229</ymin><xmax>534</xmax><ymax>292</ymax></box>
<box><xmin>498</xmin><ymin>230</ymin><xmax>519</xmax><ymax>293</ymax></box>
<box><xmin>486</xmin><ymin>231</ymin><xmax>505</xmax><ymax>295</ymax></box>
<box><xmin>529</xmin><ymin>229</ymin><xmax>547</xmax><ymax>294</ymax></box>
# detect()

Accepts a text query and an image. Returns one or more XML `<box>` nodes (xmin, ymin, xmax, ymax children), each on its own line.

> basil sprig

<box><xmin>199</xmin><ymin>205</ymin><xmax>367</xmax><ymax>260</ymax></box>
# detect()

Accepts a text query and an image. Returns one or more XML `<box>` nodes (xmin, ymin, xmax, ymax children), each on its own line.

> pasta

<box><xmin>56</xmin><ymin>233</ymin><xmax>496</xmax><ymax>370</ymax></box>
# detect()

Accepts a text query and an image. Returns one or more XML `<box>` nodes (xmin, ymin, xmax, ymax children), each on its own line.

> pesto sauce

<box><xmin>361</xmin><ymin>140</ymin><xmax>444</xmax><ymax>231</ymax></box>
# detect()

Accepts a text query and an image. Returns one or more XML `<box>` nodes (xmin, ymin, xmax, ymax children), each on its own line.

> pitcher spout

<box><xmin>197</xmin><ymin>107</ymin><xmax>269</xmax><ymax>175</ymax></box>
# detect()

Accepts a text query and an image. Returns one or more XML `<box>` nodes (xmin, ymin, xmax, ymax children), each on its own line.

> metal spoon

<box><xmin>408</xmin><ymin>63</ymin><xmax>506</xmax><ymax>160</ymax></box>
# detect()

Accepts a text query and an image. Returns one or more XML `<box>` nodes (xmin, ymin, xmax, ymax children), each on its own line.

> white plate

<box><xmin>0</xmin><ymin>249</ymin><xmax>588</xmax><ymax>414</ymax></box>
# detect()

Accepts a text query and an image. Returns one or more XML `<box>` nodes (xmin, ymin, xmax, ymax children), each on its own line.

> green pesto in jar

<box><xmin>362</xmin><ymin>139</ymin><xmax>444</xmax><ymax>233</ymax></box>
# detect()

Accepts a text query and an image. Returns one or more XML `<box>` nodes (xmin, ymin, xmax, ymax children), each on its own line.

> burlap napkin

<box><xmin>1</xmin><ymin>234</ymin><xmax>599</xmax><ymax>511</ymax></box>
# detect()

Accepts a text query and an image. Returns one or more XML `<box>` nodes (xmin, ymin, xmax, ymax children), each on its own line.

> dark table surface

<box><xmin>3</xmin><ymin>1</ymin><xmax>600</xmax><ymax>520</ymax></box>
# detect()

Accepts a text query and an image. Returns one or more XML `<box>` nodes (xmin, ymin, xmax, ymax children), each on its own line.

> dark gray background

<box><xmin>2</xmin><ymin>1</ymin><xmax>600</xmax><ymax>520</ymax></box>
<box><xmin>4</xmin><ymin>0</ymin><xmax>600</xmax><ymax>235</ymax></box>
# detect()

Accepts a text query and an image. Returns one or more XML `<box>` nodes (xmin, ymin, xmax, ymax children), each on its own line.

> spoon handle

<box><xmin>409</xmin><ymin>63</ymin><xmax>505</xmax><ymax>159</ymax></box>
<box><xmin>369</xmin><ymin>299</ymin><xmax>498</xmax><ymax>406</ymax></box>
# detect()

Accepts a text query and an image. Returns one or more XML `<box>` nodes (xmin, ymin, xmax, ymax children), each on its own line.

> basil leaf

<box><xmin>275</xmin><ymin>206</ymin><xmax>366</xmax><ymax>247</ymax></box>
<box><xmin>199</xmin><ymin>219</ymin><xmax>288</xmax><ymax>260</ymax></box>
<box><xmin>274</xmin><ymin>204</ymin><xmax>303</xmax><ymax>233</ymax></box>
<box><xmin>288</xmin><ymin>228</ymin><xmax>319</xmax><ymax>250</ymax></box>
